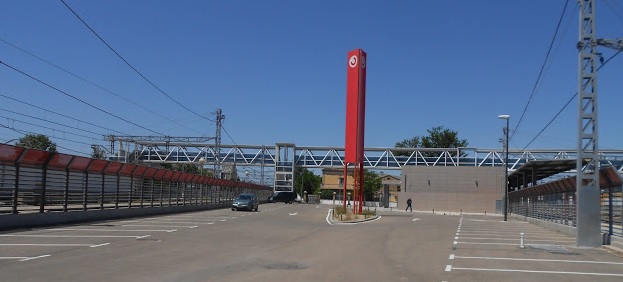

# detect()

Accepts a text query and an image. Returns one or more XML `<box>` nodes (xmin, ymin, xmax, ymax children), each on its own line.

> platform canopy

<box><xmin>507</xmin><ymin>159</ymin><xmax>586</xmax><ymax>190</ymax></box>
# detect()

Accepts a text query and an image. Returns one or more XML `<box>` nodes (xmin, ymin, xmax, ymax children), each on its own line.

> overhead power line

<box><xmin>0</xmin><ymin>59</ymin><xmax>165</xmax><ymax>136</ymax></box>
<box><xmin>59</xmin><ymin>0</ymin><xmax>215</xmax><ymax>123</ymax></box>
<box><xmin>0</xmin><ymin>123</ymin><xmax>94</xmax><ymax>156</ymax></box>
<box><xmin>511</xmin><ymin>0</ymin><xmax>570</xmax><ymax>141</ymax></box>
<box><xmin>0</xmin><ymin>92</ymin><xmax>126</xmax><ymax>135</ymax></box>
<box><xmin>0</xmin><ymin>107</ymin><xmax>104</xmax><ymax>137</ymax></box>
<box><xmin>0</xmin><ymin>113</ymin><xmax>97</xmax><ymax>140</ymax></box>
<box><xmin>519</xmin><ymin>50</ymin><xmax>621</xmax><ymax>151</ymax></box>
<box><xmin>0</xmin><ymin>38</ymin><xmax>205</xmax><ymax>135</ymax></box>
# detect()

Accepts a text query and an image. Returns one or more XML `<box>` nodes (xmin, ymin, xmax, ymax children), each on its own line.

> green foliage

<box><xmin>294</xmin><ymin>168</ymin><xmax>321</xmax><ymax>194</ymax></box>
<box><xmin>91</xmin><ymin>146</ymin><xmax>107</xmax><ymax>159</ymax></box>
<box><xmin>363</xmin><ymin>170</ymin><xmax>381</xmax><ymax>200</ymax></box>
<box><xmin>16</xmin><ymin>134</ymin><xmax>57</xmax><ymax>153</ymax></box>
<box><xmin>160</xmin><ymin>163</ymin><xmax>212</xmax><ymax>175</ymax></box>
<box><xmin>319</xmin><ymin>189</ymin><xmax>335</xmax><ymax>199</ymax></box>
<box><xmin>393</xmin><ymin>136</ymin><xmax>420</xmax><ymax>156</ymax></box>
<box><xmin>394</xmin><ymin>126</ymin><xmax>468</xmax><ymax>157</ymax></box>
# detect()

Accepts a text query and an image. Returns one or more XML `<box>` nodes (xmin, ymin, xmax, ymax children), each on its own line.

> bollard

<box><xmin>340</xmin><ymin>214</ymin><xmax>343</xmax><ymax>221</ymax></box>
<box><xmin>460</xmin><ymin>209</ymin><xmax>462</xmax><ymax>215</ymax></box>
<box><xmin>433</xmin><ymin>208</ymin><xmax>435</xmax><ymax>214</ymax></box>
<box><xmin>520</xmin><ymin>232</ymin><xmax>525</xmax><ymax>249</ymax></box>
<box><xmin>484</xmin><ymin>211</ymin><xmax>486</xmax><ymax>215</ymax></box>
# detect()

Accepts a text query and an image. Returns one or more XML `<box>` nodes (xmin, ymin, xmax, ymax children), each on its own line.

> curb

<box><xmin>327</xmin><ymin>209</ymin><xmax>380</xmax><ymax>225</ymax></box>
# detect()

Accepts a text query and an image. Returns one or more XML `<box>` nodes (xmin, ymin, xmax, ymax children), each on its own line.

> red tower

<box><xmin>344</xmin><ymin>49</ymin><xmax>366</xmax><ymax>214</ymax></box>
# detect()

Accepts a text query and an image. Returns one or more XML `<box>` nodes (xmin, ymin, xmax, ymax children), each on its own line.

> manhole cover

<box><xmin>264</xmin><ymin>263</ymin><xmax>307</xmax><ymax>270</ymax></box>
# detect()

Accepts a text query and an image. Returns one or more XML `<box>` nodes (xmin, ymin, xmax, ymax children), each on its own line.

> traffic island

<box><xmin>329</xmin><ymin>205</ymin><xmax>379</xmax><ymax>224</ymax></box>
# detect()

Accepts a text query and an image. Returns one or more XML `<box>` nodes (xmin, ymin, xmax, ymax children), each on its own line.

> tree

<box><xmin>91</xmin><ymin>146</ymin><xmax>107</xmax><ymax>160</ymax></box>
<box><xmin>16</xmin><ymin>134</ymin><xmax>57</xmax><ymax>153</ymax></box>
<box><xmin>362</xmin><ymin>170</ymin><xmax>382</xmax><ymax>201</ymax></box>
<box><xmin>394</xmin><ymin>126</ymin><xmax>468</xmax><ymax>157</ymax></box>
<box><xmin>421</xmin><ymin>126</ymin><xmax>468</xmax><ymax>157</ymax></box>
<box><xmin>393</xmin><ymin>136</ymin><xmax>420</xmax><ymax>156</ymax></box>
<box><xmin>294</xmin><ymin>168</ymin><xmax>321</xmax><ymax>195</ymax></box>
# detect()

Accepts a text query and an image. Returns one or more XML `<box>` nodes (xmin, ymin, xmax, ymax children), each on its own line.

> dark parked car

<box><xmin>232</xmin><ymin>193</ymin><xmax>259</xmax><ymax>211</ymax></box>
<box><xmin>268</xmin><ymin>191</ymin><xmax>297</xmax><ymax>204</ymax></box>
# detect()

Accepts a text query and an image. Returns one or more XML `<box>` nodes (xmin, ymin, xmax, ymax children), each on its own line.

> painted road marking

<box><xmin>0</xmin><ymin>234</ymin><xmax>146</xmax><ymax>239</ymax></box>
<box><xmin>457</xmin><ymin>242</ymin><xmax>568</xmax><ymax>246</ymax></box>
<box><xmin>121</xmin><ymin>224</ymin><xmax>198</xmax><ymax>228</ymax></box>
<box><xmin>289</xmin><ymin>212</ymin><xmax>298</xmax><ymax>216</ymax></box>
<box><xmin>453</xmin><ymin>256</ymin><xmax>623</xmax><ymax>265</ymax></box>
<box><xmin>49</xmin><ymin>228</ymin><xmax>177</xmax><ymax>232</ymax></box>
<box><xmin>90</xmin><ymin>243</ymin><xmax>110</xmax><ymax>248</ymax></box>
<box><xmin>412</xmin><ymin>218</ymin><xmax>420</xmax><ymax>221</ymax></box>
<box><xmin>19</xmin><ymin>255</ymin><xmax>51</xmax><ymax>261</ymax></box>
<box><xmin>445</xmin><ymin>265</ymin><xmax>452</xmax><ymax>272</ymax></box>
<box><xmin>450</xmin><ymin>267</ymin><xmax>623</xmax><ymax>277</ymax></box>
<box><xmin>0</xmin><ymin>243</ymin><xmax>106</xmax><ymax>247</ymax></box>
<box><xmin>457</xmin><ymin>232</ymin><xmax>568</xmax><ymax>238</ymax></box>
<box><xmin>458</xmin><ymin>237</ymin><xmax>574</xmax><ymax>243</ymax></box>
<box><xmin>122</xmin><ymin>221</ymin><xmax>215</xmax><ymax>225</ymax></box>
<box><xmin>449</xmin><ymin>254</ymin><xmax>455</xmax><ymax>260</ymax></box>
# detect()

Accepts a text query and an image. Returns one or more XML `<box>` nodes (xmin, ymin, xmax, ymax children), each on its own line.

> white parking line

<box><xmin>121</xmin><ymin>224</ymin><xmax>198</xmax><ymax>228</ymax></box>
<box><xmin>445</xmin><ymin>265</ymin><xmax>452</xmax><ymax>272</ymax></box>
<box><xmin>0</xmin><ymin>234</ymin><xmax>145</xmax><ymax>238</ymax></box>
<box><xmin>123</xmin><ymin>221</ymin><xmax>215</xmax><ymax>225</ymax></box>
<box><xmin>453</xmin><ymin>256</ymin><xmax>623</xmax><ymax>265</ymax></box>
<box><xmin>458</xmin><ymin>237</ymin><xmax>574</xmax><ymax>243</ymax></box>
<box><xmin>450</xmin><ymin>267</ymin><xmax>623</xmax><ymax>277</ymax></box>
<box><xmin>49</xmin><ymin>228</ymin><xmax>177</xmax><ymax>233</ymax></box>
<box><xmin>90</xmin><ymin>243</ymin><xmax>110</xmax><ymax>248</ymax></box>
<box><xmin>0</xmin><ymin>243</ymin><xmax>103</xmax><ymax>247</ymax></box>
<box><xmin>457</xmin><ymin>242</ymin><xmax>527</xmax><ymax>246</ymax></box>
<box><xmin>19</xmin><ymin>255</ymin><xmax>51</xmax><ymax>261</ymax></box>
<box><xmin>458</xmin><ymin>232</ymin><xmax>569</xmax><ymax>238</ymax></box>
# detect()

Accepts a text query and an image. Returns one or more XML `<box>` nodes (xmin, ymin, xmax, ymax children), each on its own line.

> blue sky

<box><xmin>1</xmin><ymin>0</ymin><xmax>622</xmax><ymax>157</ymax></box>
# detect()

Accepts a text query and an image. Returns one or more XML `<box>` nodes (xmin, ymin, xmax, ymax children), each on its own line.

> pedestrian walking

<box><xmin>406</xmin><ymin>197</ymin><xmax>412</xmax><ymax>212</ymax></box>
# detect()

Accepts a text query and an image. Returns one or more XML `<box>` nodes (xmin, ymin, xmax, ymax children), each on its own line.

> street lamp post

<box><xmin>498</xmin><ymin>114</ymin><xmax>510</xmax><ymax>222</ymax></box>
<box><xmin>198</xmin><ymin>157</ymin><xmax>206</xmax><ymax>176</ymax></box>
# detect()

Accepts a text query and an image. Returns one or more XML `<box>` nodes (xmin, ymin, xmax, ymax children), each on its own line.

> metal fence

<box><xmin>509</xmin><ymin>167</ymin><xmax>623</xmax><ymax>238</ymax></box>
<box><xmin>0</xmin><ymin>144</ymin><xmax>272</xmax><ymax>215</ymax></box>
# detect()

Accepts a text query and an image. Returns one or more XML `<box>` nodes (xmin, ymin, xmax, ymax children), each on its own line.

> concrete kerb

<box><xmin>327</xmin><ymin>208</ymin><xmax>380</xmax><ymax>225</ymax></box>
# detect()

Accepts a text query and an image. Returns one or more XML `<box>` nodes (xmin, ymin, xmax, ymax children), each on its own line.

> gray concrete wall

<box><xmin>398</xmin><ymin>166</ymin><xmax>503</xmax><ymax>213</ymax></box>
<box><xmin>0</xmin><ymin>204</ymin><xmax>230</xmax><ymax>230</ymax></box>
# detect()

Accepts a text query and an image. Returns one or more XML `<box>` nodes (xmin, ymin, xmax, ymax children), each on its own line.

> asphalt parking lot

<box><xmin>0</xmin><ymin>204</ymin><xmax>621</xmax><ymax>282</ymax></box>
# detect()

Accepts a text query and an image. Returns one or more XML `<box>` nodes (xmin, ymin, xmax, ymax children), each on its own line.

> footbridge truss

<box><xmin>130</xmin><ymin>143</ymin><xmax>623</xmax><ymax>191</ymax></box>
<box><xmin>133</xmin><ymin>143</ymin><xmax>623</xmax><ymax>172</ymax></box>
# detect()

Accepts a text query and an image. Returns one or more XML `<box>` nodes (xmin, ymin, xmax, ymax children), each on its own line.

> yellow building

<box><xmin>379</xmin><ymin>174</ymin><xmax>401</xmax><ymax>203</ymax></box>
<box><xmin>321</xmin><ymin>168</ymin><xmax>355</xmax><ymax>192</ymax></box>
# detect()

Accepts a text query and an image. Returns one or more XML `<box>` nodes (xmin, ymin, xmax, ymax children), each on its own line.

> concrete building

<box><xmin>379</xmin><ymin>174</ymin><xmax>401</xmax><ymax>203</ymax></box>
<box><xmin>399</xmin><ymin>166</ymin><xmax>503</xmax><ymax>214</ymax></box>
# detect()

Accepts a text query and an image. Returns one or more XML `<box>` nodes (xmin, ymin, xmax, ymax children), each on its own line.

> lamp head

<box><xmin>498</xmin><ymin>114</ymin><xmax>510</xmax><ymax>120</ymax></box>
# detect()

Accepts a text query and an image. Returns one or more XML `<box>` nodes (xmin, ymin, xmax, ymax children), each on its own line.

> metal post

<box><xmin>498</xmin><ymin>114</ymin><xmax>510</xmax><ymax>222</ymax></box>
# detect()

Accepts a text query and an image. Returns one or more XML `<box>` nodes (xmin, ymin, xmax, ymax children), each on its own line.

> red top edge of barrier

<box><xmin>48</xmin><ymin>154</ymin><xmax>74</xmax><ymax>168</ymax></box>
<box><xmin>87</xmin><ymin>159</ymin><xmax>108</xmax><ymax>173</ymax></box>
<box><xmin>104</xmin><ymin>162</ymin><xmax>123</xmax><ymax>174</ymax></box>
<box><xmin>69</xmin><ymin>156</ymin><xmax>92</xmax><ymax>171</ymax></box>
<box><xmin>20</xmin><ymin>149</ymin><xmax>51</xmax><ymax>166</ymax></box>
<box><xmin>0</xmin><ymin>144</ymin><xmax>25</xmax><ymax>163</ymax></box>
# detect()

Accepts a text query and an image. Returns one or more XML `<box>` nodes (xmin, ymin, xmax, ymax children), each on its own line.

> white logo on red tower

<box><xmin>349</xmin><ymin>55</ymin><xmax>358</xmax><ymax>68</ymax></box>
